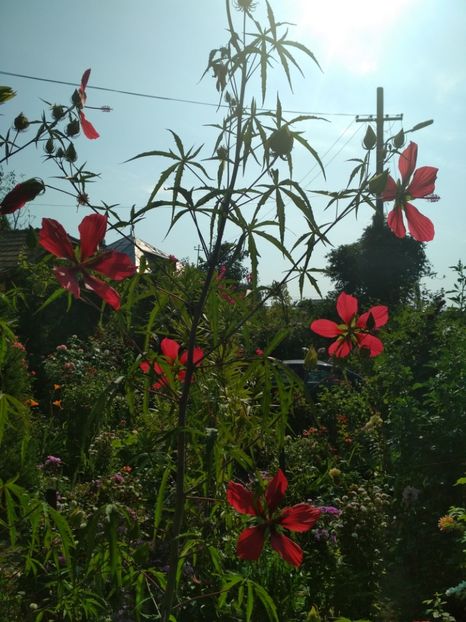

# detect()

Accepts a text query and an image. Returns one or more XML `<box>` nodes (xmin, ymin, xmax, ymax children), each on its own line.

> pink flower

<box><xmin>227</xmin><ymin>469</ymin><xmax>321</xmax><ymax>567</ymax></box>
<box><xmin>77</xmin><ymin>68</ymin><xmax>99</xmax><ymax>140</ymax></box>
<box><xmin>39</xmin><ymin>214</ymin><xmax>136</xmax><ymax>310</ymax></box>
<box><xmin>0</xmin><ymin>178</ymin><xmax>44</xmax><ymax>215</ymax></box>
<box><xmin>382</xmin><ymin>142</ymin><xmax>438</xmax><ymax>241</ymax></box>
<box><xmin>310</xmin><ymin>292</ymin><xmax>388</xmax><ymax>358</ymax></box>
<box><xmin>139</xmin><ymin>337</ymin><xmax>204</xmax><ymax>389</ymax></box>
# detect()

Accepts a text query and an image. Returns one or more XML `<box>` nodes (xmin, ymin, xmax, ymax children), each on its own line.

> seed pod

<box><xmin>216</xmin><ymin>146</ymin><xmax>228</xmax><ymax>160</ymax></box>
<box><xmin>66</xmin><ymin>119</ymin><xmax>80</xmax><ymax>137</ymax></box>
<box><xmin>65</xmin><ymin>143</ymin><xmax>77</xmax><ymax>163</ymax></box>
<box><xmin>14</xmin><ymin>112</ymin><xmax>30</xmax><ymax>131</ymax></box>
<box><xmin>268</xmin><ymin>126</ymin><xmax>294</xmax><ymax>156</ymax></box>
<box><xmin>52</xmin><ymin>105</ymin><xmax>66</xmax><ymax>121</ymax></box>
<box><xmin>0</xmin><ymin>86</ymin><xmax>16</xmax><ymax>104</ymax></box>
<box><xmin>71</xmin><ymin>88</ymin><xmax>82</xmax><ymax>108</ymax></box>
<box><xmin>55</xmin><ymin>147</ymin><xmax>65</xmax><ymax>159</ymax></box>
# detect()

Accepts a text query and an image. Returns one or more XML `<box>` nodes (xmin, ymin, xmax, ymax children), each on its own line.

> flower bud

<box><xmin>14</xmin><ymin>112</ymin><xmax>30</xmax><ymax>131</ymax></box>
<box><xmin>393</xmin><ymin>129</ymin><xmax>405</xmax><ymax>149</ymax></box>
<box><xmin>268</xmin><ymin>126</ymin><xmax>294</xmax><ymax>157</ymax></box>
<box><xmin>55</xmin><ymin>147</ymin><xmax>65</xmax><ymax>159</ymax></box>
<box><xmin>329</xmin><ymin>467</ymin><xmax>341</xmax><ymax>479</ymax></box>
<box><xmin>363</xmin><ymin>125</ymin><xmax>376</xmax><ymax>150</ymax></box>
<box><xmin>65</xmin><ymin>143</ymin><xmax>77</xmax><ymax>163</ymax></box>
<box><xmin>66</xmin><ymin>119</ymin><xmax>80</xmax><ymax>137</ymax></box>
<box><xmin>52</xmin><ymin>105</ymin><xmax>66</xmax><ymax>121</ymax></box>
<box><xmin>0</xmin><ymin>86</ymin><xmax>16</xmax><ymax>105</ymax></box>
<box><xmin>44</xmin><ymin>138</ymin><xmax>55</xmax><ymax>155</ymax></box>
<box><xmin>71</xmin><ymin>88</ymin><xmax>82</xmax><ymax>108</ymax></box>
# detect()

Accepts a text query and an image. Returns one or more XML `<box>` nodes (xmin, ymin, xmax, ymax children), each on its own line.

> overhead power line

<box><xmin>0</xmin><ymin>69</ymin><xmax>363</xmax><ymax>117</ymax></box>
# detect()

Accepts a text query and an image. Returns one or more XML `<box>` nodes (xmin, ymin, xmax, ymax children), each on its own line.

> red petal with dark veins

<box><xmin>160</xmin><ymin>338</ymin><xmax>180</xmax><ymax>362</ymax></box>
<box><xmin>336</xmin><ymin>292</ymin><xmax>358</xmax><ymax>325</ymax></box>
<box><xmin>279</xmin><ymin>504</ymin><xmax>321</xmax><ymax>532</ymax></box>
<box><xmin>83</xmin><ymin>274</ymin><xmax>121</xmax><ymax>310</ymax></box>
<box><xmin>53</xmin><ymin>266</ymin><xmax>80</xmax><ymax>299</ymax></box>
<box><xmin>89</xmin><ymin>250</ymin><xmax>136</xmax><ymax>280</ymax></box>
<box><xmin>226</xmin><ymin>481</ymin><xmax>258</xmax><ymax>516</ymax></box>
<box><xmin>398</xmin><ymin>142</ymin><xmax>417</xmax><ymax>183</ymax></box>
<box><xmin>387</xmin><ymin>207</ymin><xmax>406</xmax><ymax>238</ymax></box>
<box><xmin>270</xmin><ymin>530</ymin><xmax>303</xmax><ymax>567</ymax></box>
<box><xmin>310</xmin><ymin>319</ymin><xmax>341</xmax><ymax>338</ymax></box>
<box><xmin>39</xmin><ymin>218</ymin><xmax>75</xmax><ymax>260</ymax></box>
<box><xmin>79</xmin><ymin>111</ymin><xmax>100</xmax><ymax>140</ymax></box>
<box><xmin>265</xmin><ymin>469</ymin><xmax>288</xmax><ymax>512</ymax></box>
<box><xmin>381</xmin><ymin>175</ymin><xmax>397</xmax><ymax>202</ymax></box>
<box><xmin>358</xmin><ymin>305</ymin><xmax>389</xmax><ymax>329</ymax></box>
<box><xmin>408</xmin><ymin>166</ymin><xmax>438</xmax><ymax>199</ymax></box>
<box><xmin>405</xmin><ymin>203</ymin><xmax>435</xmax><ymax>242</ymax></box>
<box><xmin>78</xmin><ymin>214</ymin><xmax>107</xmax><ymax>261</ymax></box>
<box><xmin>237</xmin><ymin>525</ymin><xmax>265</xmax><ymax>560</ymax></box>
<box><xmin>356</xmin><ymin>333</ymin><xmax>384</xmax><ymax>357</ymax></box>
<box><xmin>328</xmin><ymin>338</ymin><xmax>352</xmax><ymax>358</ymax></box>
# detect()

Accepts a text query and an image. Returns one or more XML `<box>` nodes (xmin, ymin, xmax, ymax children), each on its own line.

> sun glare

<box><xmin>293</xmin><ymin>0</ymin><xmax>420</xmax><ymax>74</ymax></box>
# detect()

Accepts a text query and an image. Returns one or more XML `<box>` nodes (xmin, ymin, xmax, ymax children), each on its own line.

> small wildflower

<box><xmin>26</xmin><ymin>399</ymin><xmax>39</xmax><ymax>407</ymax></box>
<box><xmin>52</xmin><ymin>400</ymin><xmax>62</xmax><ymax>408</ymax></box>
<box><xmin>121</xmin><ymin>465</ymin><xmax>132</xmax><ymax>473</ymax></box>
<box><xmin>438</xmin><ymin>515</ymin><xmax>456</xmax><ymax>532</ymax></box>
<box><xmin>53</xmin><ymin>384</ymin><xmax>61</xmax><ymax>390</ymax></box>
<box><xmin>112</xmin><ymin>473</ymin><xmax>124</xmax><ymax>485</ymax></box>
<box><xmin>319</xmin><ymin>506</ymin><xmax>342</xmax><ymax>517</ymax></box>
<box><xmin>44</xmin><ymin>455</ymin><xmax>63</xmax><ymax>467</ymax></box>
<box><xmin>328</xmin><ymin>468</ymin><xmax>341</xmax><ymax>479</ymax></box>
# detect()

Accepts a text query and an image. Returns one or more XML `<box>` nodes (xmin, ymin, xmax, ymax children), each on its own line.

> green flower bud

<box><xmin>393</xmin><ymin>129</ymin><xmax>405</xmax><ymax>149</ymax></box>
<box><xmin>52</xmin><ymin>105</ymin><xmax>66</xmax><ymax>121</ymax></box>
<box><xmin>66</xmin><ymin>119</ymin><xmax>80</xmax><ymax>137</ymax></box>
<box><xmin>14</xmin><ymin>112</ymin><xmax>30</xmax><ymax>131</ymax></box>
<box><xmin>45</xmin><ymin>138</ymin><xmax>54</xmax><ymax>155</ymax></box>
<box><xmin>268</xmin><ymin>126</ymin><xmax>294</xmax><ymax>157</ymax></box>
<box><xmin>363</xmin><ymin>125</ymin><xmax>377</xmax><ymax>150</ymax></box>
<box><xmin>55</xmin><ymin>147</ymin><xmax>65</xmax><ymax>159</ymax></box>
<box><xmin>65</xmin><ymin>143</ymin><xmax>77</xmax><ymax>163</ymax></box>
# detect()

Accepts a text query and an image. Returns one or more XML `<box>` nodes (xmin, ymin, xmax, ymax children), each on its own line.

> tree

<box><xmin>326</xmin><ymin>215</ymin><xmax>431</xmax><ymax>307</ymax></box>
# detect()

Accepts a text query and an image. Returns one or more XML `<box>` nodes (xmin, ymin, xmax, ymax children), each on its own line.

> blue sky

<box><xmin>1</xmin><ymin>0</ymin><xmax>465</xmax><ymax>299</ymax></box>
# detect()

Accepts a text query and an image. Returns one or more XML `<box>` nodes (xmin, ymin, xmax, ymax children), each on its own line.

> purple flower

<box><xmin>45</xmin><ymin>455</ymin><xmax>63</xmax><ymax>467</ymax></box>
<box><xmin>319</xmin><ymin>505</ymin><xmax>342</xmax><ymax>517</ymax></box>
<box><xmin>112</xmin><ymin>473</ymin><xmax>124</xmax><ymax>485</ymax></box>
<box><xmin>56</xmin><ymin>344</ymin><xmax>68</xmax><ymax>351</ymax></box>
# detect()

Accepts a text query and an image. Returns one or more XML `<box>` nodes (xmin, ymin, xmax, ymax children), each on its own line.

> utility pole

<box><xmin>193</xmin><ymin>244</ymin><xmax>203</xmax><ymax>266</ymax></box>
<box><xmin>356</xmin><ymin>87</ymin><xmax>403</xmax><ymax>223</ymax></box>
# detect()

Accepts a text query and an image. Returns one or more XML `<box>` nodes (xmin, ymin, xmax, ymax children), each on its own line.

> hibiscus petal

<box><xmin>310</xmin><ymin>319</ymin><xmax>341</xmax><ymax>338</ymax></box>
<box><xmin>83</xmin><ymin>274</ymin><xmax>121</xmax><ymax>310</ymax></box>
<box><xmin>336</xmin><ymin>292</ymin><xmax>358</xmax><ymax>324</ymax></box>
<box><xmin>53</xmin><ymin>266</ymin><xmax>80</xmax><ymax>298</ymax></box>
<box><xmin>387</xmin><ymin>207</ymin><xmax>406</xmax><ymax>238</ymax></box>
<box><xmin>356</xmin><ymin>333</ymin><xmax>384</xmax><ymax>357</ymax></box>
<box><xmin>139</xmin><ymin>360</ymin><xmax>151</xmax><ymax>374</ymax></box>
<box><xmin>79</xmin><ymin>111</ymin><xmax>100</xmax><ymax>140</ymax></box>
<box><xmin>227</xmin><ymin>481</ymin><xmax>258</xmax><ymax>516</ymax></box>
<box><xmin>270</xmin><ymin>530</ymin><xmax>303</xmax><ymax>567</ymax></box>
<box><xmin>328</xmin><ymin>338</ymin><xmax>352</xmax><ymax>358</ymax></box>
<box><xmin>381</xmin><ymin>175</ymin><xmax>397</xmax><ymax>202</ymax></box>
<box><xmin>160</xmin><ymin>338</ymin><xmax>180</xmax><ymax>362</ymax></box>
<box><xmin>39</xmin><ymin>218</ymin><xmax>75</xmax><ymax>259</ymax></box>
<box><xmin>80</xmin><ymin>68</ymin><xmax>91</xmax><ymax>92</ymax></box>
<box><xmin>0</xmin><ymin>178</ymin><xmax>44</xmax><ymax>215</ymax></box>
<box><xmin>405</xmin><ymin>203</ymin><xmax>435</xmax><ymax>242</ymax></box>
<box><xmin>89</xmin><ymin>250</ymin><xmax>136</xmax><ymax>280</ymax></box>
<box><xmin>279</xmin><ymin>504</ymin><xmax>321</xmax><ymax>532</ymax></box>
<box><xmin>79</xmin><ymin>214</ymin><xmax>107</xmax><ymax>260</ymax></box>
<box><xmin>265</xmin><ymin>469</ymin><xmax>288</xmax><ymax>512</ymax></box>
<box><xmin>398</xmin><ymin>142</ymin><xmax>417</xmax><ymax>183</ymax></box>
<box><xmin>408</xmin><ymin>166</ymin><xmax>438</xmax><ymax>199</ymax></box>
<box><xmin>358</xmin><ymin>305</ymin><xmax>389</xmax><ymax>329</ymax></box>
<box><xmin>237</xmin><ymin>526</ymin><xmax>265</xmax><ymax>561</ymax></box>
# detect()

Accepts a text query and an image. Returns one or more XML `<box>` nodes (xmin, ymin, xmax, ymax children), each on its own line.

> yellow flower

<box><xmin>53</xmin><ymin>400</ymin><xmax>62</xmax><ymax>409</ymax></box>
<box><xmin>53</xmin><ymin>383</ymin><xmax>61</xmax><ymax>390</ymax></box>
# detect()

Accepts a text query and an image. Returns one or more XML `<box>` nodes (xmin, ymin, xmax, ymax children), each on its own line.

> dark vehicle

<box><xmin>282</xmin><ymin>359</ymin><xmax>362</xmax><ymax>396</ymax></box>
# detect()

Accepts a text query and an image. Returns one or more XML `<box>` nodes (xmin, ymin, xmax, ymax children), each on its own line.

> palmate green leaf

<box><xmin>280</xmin><ymin>38</ymin><xmax>321</xmax><ymax>72</ymax></box>
<box><xmin>246</xmin><ymin>580</ymin><xmax>255</xmax><ymax>622</ymax></box>
<box><xmin>125</xmin><ymin>149</ymin><xmax>178</xmax><ymax>163</ymax></box>
<box><xmin>218</xmin><ymin>573</ymin><xmax>244</xmax><ymax>609</ymax></box>
<box><xmin>294</xmin><ymin>132</ymin><xmax>326</xmax><ymax>180</ymax></box>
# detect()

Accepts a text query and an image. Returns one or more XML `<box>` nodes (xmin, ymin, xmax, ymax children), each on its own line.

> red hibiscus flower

<box><xmin>139</xmin><ymin>337</ymin><xmax>204</xmax><ymax>389</ymax></box>
<box><xmin>0</xmin><ymin>178</ymin><xmax>44</xmax><ymax>215</ymax></box>
<box><xmin>226</xmin><ymin>469</ymin><xmax>321</xmax><ymax>567</ymax></box>
<box><xmin>381</xmin><ymin>142</ymin><xmax>438</xmax><ymax>242</ymax></box>
<box><xmin>76</xmin><ymin>68</ymin><xmax>99</xmax><ymax>140</ymax></box>
<box><xmin>39</xmin><ymin>213</ymin><xmax>136</xmax><ymax>310</ymax></box>
<box><xmin>310</xmin><ymin>292</ymin><xmax>388</xmax><ymax>358</ymax></box>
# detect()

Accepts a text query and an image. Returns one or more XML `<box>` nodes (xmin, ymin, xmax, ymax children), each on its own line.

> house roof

<box><xmin>106</xmin><ymin>236</ymin><xmax>169</xmax><ymax>266</ymax></box>
<box><xmin>0</xmin><ymin>229</ymin><xmax>37</xmax><ymax>272</ymax></box>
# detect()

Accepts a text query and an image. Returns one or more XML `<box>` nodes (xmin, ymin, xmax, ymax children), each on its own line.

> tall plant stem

<box><xmin>161</xmin><ymin>12</ymin><xmax>248</xmax><ymax>620</ymax></box>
